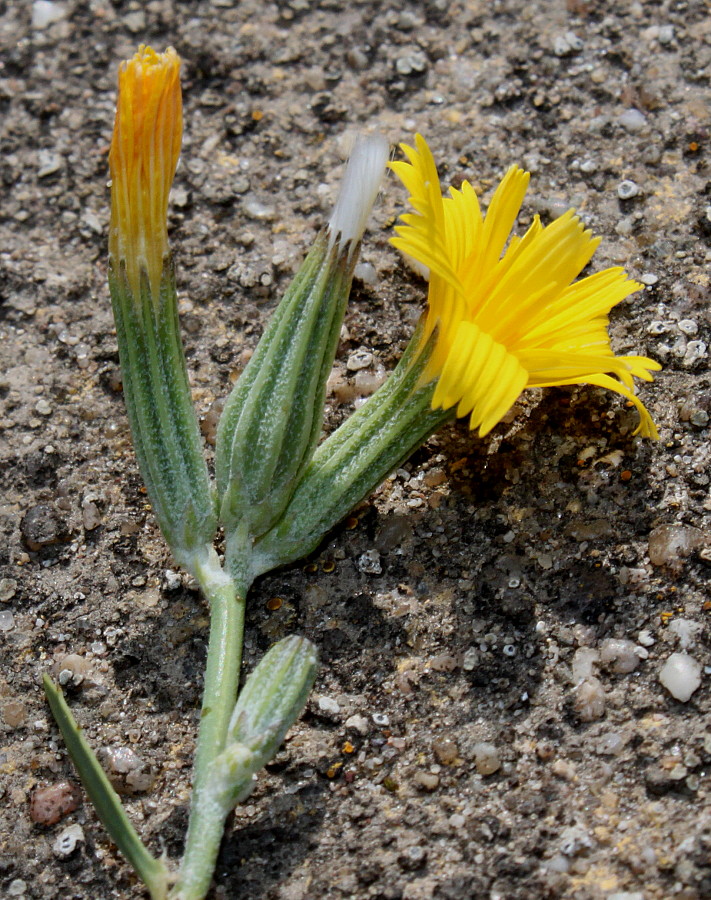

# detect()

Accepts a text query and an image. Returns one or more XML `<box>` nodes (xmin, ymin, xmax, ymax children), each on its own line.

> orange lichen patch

<box><xmin>326</xmin><ymin>761</ymin><xmax>343</xmax><ymax>778</ymax></box>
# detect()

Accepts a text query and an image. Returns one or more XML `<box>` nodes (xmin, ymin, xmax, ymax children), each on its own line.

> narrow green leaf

<box><xmin>215</xmin><ymin>232</ymin><xmax>355</xmax><ymax>542</ymax></box>
<box><xmin>108</xmin><ymin>258</ymin><xmax>216</xmax><ymax>573</ymax></box>
<box><xmin>43</xmin><ymin>675</ymin><xmax>169</xmax><ymax>900</ymax></box>
<box><xmin>215</xmin><ymin>135</ymin><xmax>389</xmax><ymax>557</ymax></box>
<box><xmin>252</xmin><ymin>327</ymin><xmax>451</xmax><ymax>572</ymax></box>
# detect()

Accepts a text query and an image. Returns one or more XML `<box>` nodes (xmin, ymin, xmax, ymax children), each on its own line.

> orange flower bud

<box><xmin>109</xmin><ymin>45</ymin><xmax>182</xmax><ymax>302</ymax></box>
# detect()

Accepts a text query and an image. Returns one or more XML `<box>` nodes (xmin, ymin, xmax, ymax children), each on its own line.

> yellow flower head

<box><xmin>109</xmin><ymin>45</ymin><xmax>182</xmax><ymax>302</ymax></box>
<box><xmin>390</xmin><ymin>135</ymin><xmax>661</xmax><ymax>439</ymax></box>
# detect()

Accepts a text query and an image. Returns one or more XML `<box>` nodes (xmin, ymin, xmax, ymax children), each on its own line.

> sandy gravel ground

<box><xmin>0</xmin><ymin>1</ymin><xmax>709</xmax><ymax>898</ymax></box>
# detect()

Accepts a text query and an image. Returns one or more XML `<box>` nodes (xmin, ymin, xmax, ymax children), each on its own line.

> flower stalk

<box><xmin>171</xmin><ymin>553</ymin><xmax>246</xmax><ymax>900</ymax></box>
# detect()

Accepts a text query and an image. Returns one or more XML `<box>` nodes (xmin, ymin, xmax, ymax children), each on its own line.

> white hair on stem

<box><xmin>328</xmin><ymin>133</ymin><xmax>389</xmax><ymax>255</ymax></box>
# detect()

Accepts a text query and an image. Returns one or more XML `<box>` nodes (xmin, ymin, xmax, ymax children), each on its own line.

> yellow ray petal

<box><xmin>389</xmin><ymin>135</ymin><xmax>661</xmax><ymax>440</ymax></box>
<box><xmin>432</xmin><ymin>321</ymin><xmax>528</xmax><ymax>436</ymax></box>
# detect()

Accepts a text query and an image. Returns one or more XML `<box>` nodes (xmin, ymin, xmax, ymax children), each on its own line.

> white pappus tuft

<box><xmin>328</xmin><ymin>133</ymin><xmax>389</xmax><ymax>255</ymax></box>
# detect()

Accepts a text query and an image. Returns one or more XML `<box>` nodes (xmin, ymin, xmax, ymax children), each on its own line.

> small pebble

<box><xmin>395</xmin><ymin>51</ymin><xmax>427</xmax><ymax>76</ymax></box>
<box><xmin>37</xmin><ymin>149</ymin><xmax>63</xmax><ymax>178</ymax></box>
<box><xmin>574</xmin><ymin>677</ymin><xmax>606</xmax><ymax>721</ymax></box>
<box><xmin>30</xmin><ymin>782</ymin><xmax>82</xmax><ymax>825</ymax></box>
<box><xmin>647</xmin><ymin>320</ymin><xmax>668</xmax><ymax>335</ymax></box>
<box><xmin>572</xmin><ymin>647</ymin><xmax>599</xmax><ymax>682</ymax></box>
<box><xmin>547</xmin><ymin>855</ymin><xmax>570</xmax><ymax>874</ymax></box>
<box><xmin>99</xmin><ymin>747</ymin><xmax>154</xmax><ymax>793</ymax></box>
<box><xmin>432</xmin><ymin>738</ymin><xmax>459</xmax><ymax>765</ymax></box>
<box><xmin>413</xmin><ymin>770</ymin><xmax>439</xmax><ymax>791</ymax></box>
<box><xmin>552</xmin><ymin>758</ymin><xmax>577</xmax><ymax>781</ymax></box>
<box><xmin>553</xmin><ymin>31</ymin><xmax>583</xmax><ymax>56</ymax></box>
<box><xmin>560</xmin><ymin>824</ymin><xmax>592</xmax><ymax>856</ymax></box>
<box><xmin>607</xmin><ymin>893</ymin><xmax>645</xmax><ymax>900</ymax></box>
<box><xmin>0</xmin><ymin>578</ymin><xmax>17</xmax><ymax>602</ymax></box>
<box><xmin>596</xmin><ymin>732</ymin><xmax>625</xmax><ymax>756</ymax></box>
<box><xmin>346</xmin><ymin>48</ymin><xmax>368</xmax><ymax>71</ymax></box>
<box><xmin>599</xmin><ymin>639</ymin><xmax>640</xmax><ymax>674</ymax></box>
<box><xmin>52</xmin><ymin>824</ymin><xmax>84</xmax><ymax>858</ymax></box>
<box><xmin>617</xmin><ymin>180</ymin><xmax>639</xmax><ymax>200</ymax></box>
<box><xmin>423</xmin><ymin>468</ymin><xmax>447</xmax><ymax>488</ymax></box>
<box><xmin>126</xmin><ymin>769</ymin><xmax>156</xmax><ymax>792</ymax></box>
<box><xmin>372</xmin><ymin>712</ymin><xmax>390</xmax><ymax>727</ymax></box>
<box><xmin>81</xmin><ymin>501</ymin><xmax>102</xmax><ymax>531</ymax></box>
<box><xmin>400</xmin><ymin>844</ymin><xmax>427</xmax><ymax>870</ymax></box>
<box><xmin>7</xmin><ymin>880</ymin><xmax>27</xmax><ymax>898</ymax></box>
<box><xmin>344</xmin><ymin>714</ymin><xmax>369</xmax><ymax>735</ymax></box>
<box><xmin>638</xmin><ymin>629</ymin><xmax>655</xmax><ymax>647</ymax></box>
<box><xmin>354</xmin><ymin>371</ymin><xmax>383</xmax><ymax>396</ymax></box>
<box><xmin>164</xmin><ymin>569</ymin><xmax>182</xmax><ymax>591</ymax></box>
<box><xmin>472</xmin><ymin>741</ymin><xmax>501</xmax><ymax>775</ymax></box>
<box><xmin>172</xmin><ymin>186</ymin><xmax>190</xmax><ymax>208</ymax></box>
<box><xmin>354</xmin><ymin>262</ymin><xmax>377</xmax><ymax>286</ymax></box>
<box><xmin>375</xmin><ymin>516</ymin><xmax>413</xmax><ymax>552</ymax></box>
<box><xmin>3</xmin><ymin>700</ymin><xmax>27</xmax><ymax>728</ymax></box>
<box><xmin>317</xmin><ymin>696</ymin><xmax>340</xmax><ymax>715</ymax></box>
<box><xmin>659</xmin><ymin>653</ymin><xmax>702</xmax><ymax>702</ymax></box>
<box><xmin>357</xmin><ymin>549</ymin><xmax>382</xmax><ymax>575</ymax></box>
<box><xmin>398</xmin><ymin>10</ymin><xmax>420</xmax><ymax>29</ymax></box>
<box><xmin>20</xmin><ymin>504</ymin><xmax>66</xmax><ymax>550</ymax></box>
<box><xmin>102</xmin><ymin>746</ymin><xmax>142</xmax><ymax>774</ymax></box>
<box><xmin>678</xmin><ymin>319</ymin><xmax>698</xmax><ymax>336</ymax></box>
<box><xmin>640</xmin><ymin>273</ymin><xmax>658</xmax><ymax>286</ymax></box>
<box><xmin>56</xmin><ymin>653</ymin><xmax>90</xmax><ymax>687</ymax></box>
<box><xmin>346</xmin><ymin>348</ymin><xmax>374</xmax><ymax>371</ymax></box>
<box><xmin>462</xmin><ymin>648</ymin><xmax>479</xmax><ymax>671</ymax></box>
<box><xmin>685</xmin><ymin>340</ymin><xmax>708</xmax><ymax>364</ymax></box>
<box><xmin>430</xmin><ymin>653</ymin><xmax>457</xmax><ymax>672</ymax></box>
<box><xmin>657</xmin><ymin>24</ymin><xmax>674</xmax><ymax>44</ymax></box>
<box><xmin>648</xmin><ymin>524</ymin><xmax>705</xmax><ymax>568</ymax></box>
<box><xmin>242</xmin><ymin>196</ymin><xmax>276</xmax><ymax>221</ymax></box>
<box><xmin>618</xmin><ymin>108</ymin><xmax>646</xmax><ymax>133</ymax></box>
<box><xmin>0</xmin><ymin>610</ymin><xmax>15</xmax><ymax>632</ymax></box>
<box><xmin>123</xmin><ymin>9</ymin><xmax>146</xmax><ymax>32</ymax></box>
<box><xmin>668</xmin><ymin>618</ymin><xmax>703</xmax><ymax>649</ymax></box>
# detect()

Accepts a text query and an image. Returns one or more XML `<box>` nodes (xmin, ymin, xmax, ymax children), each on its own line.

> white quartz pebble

<box><xmin>659</xmin><ymin>653</ymin><xmax>702</xmax><ymax>702</ymax></box>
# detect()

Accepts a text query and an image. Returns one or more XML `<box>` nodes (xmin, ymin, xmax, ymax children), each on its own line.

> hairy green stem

<box><xmin>171</xmin><ymin>551</ymin><xmax>250</xmax><ymax>900</ymax></box>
